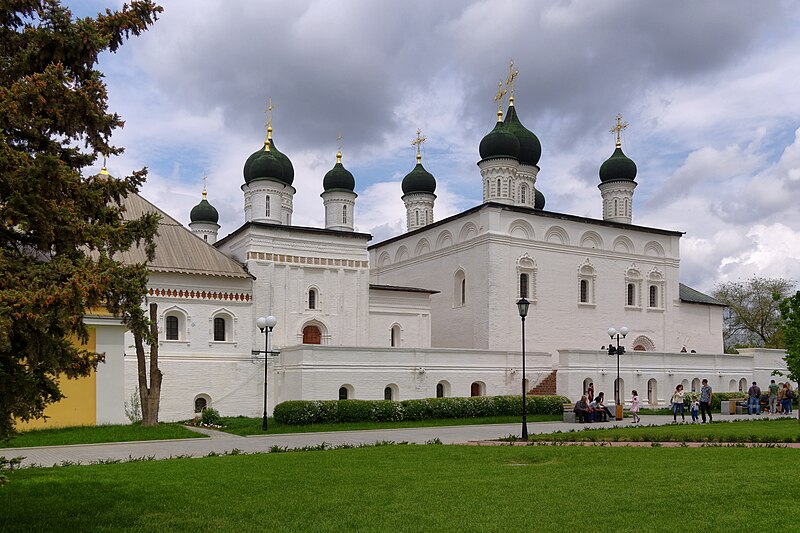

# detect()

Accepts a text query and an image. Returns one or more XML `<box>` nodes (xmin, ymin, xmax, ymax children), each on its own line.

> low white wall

<box><xmin>557</xmin><ymin>348</ymin><xmax>789</xmax><ymax>406</ymax></box>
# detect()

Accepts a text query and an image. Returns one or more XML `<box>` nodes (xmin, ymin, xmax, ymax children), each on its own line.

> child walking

<box><xmin>691</xmin><ymin>395</ymin><xmax>700</xmax><ymax>423</ymax></box>
<box><xmin>630</xmin><ymin>390</ymin><xmax>641</xmax><ymax>424</ymax></box>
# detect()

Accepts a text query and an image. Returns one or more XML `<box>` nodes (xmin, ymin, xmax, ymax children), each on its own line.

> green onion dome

<box><xmin>599</xmin><ymin>146</ymin><xmax>637</xmax><ymax>183</ymax></box>
<box><xmin>190</xmin><ymin>193</ymin><xmax>219</xmax><ymax>224</ymax></box>
<box><xmin>401</xmin><ymin>162</ymin><xmax>436</xmax><ymax>194</ymax></box>
<box><xmin>534</xmin><ymin>188</ymin><xmax>545</xmax><ymax>209</ymax></box>
<box><xmin>503</xmin><ymin>105</ymin><xmax>541</xmax><ymax>167</ymax></box>
<box><xmin>323</xmin><ymin>151</ymin><xmax>355</xmax><ymax>191</ymax></box>
<box><xmin>244</xmin><ymin>142</ymin><xmax>284</xmax><ymax>184</ymax></box>
<box><xmin>479</xmin><ymin>120</ymin><xmax>520</xmax><ymax>160</ymax></box>
<box><xmin>269</xmin><ymin>138</ymin><xmax>295</xmax><ymax>185</ymax></box>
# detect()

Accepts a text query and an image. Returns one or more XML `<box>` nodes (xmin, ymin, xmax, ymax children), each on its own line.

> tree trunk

<box><xmin>135</xmin><ymin>303</ymin><xmax>162</xmax><ymax>427</ymax></box>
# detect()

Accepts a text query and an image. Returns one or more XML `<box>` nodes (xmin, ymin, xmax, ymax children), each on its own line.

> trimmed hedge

<box><xmin>273</xmin><ymin>395</ymin><xmax>570</xmax><ymax>425</ymax></box>
<box><xmin>680</xmin><ymin>391</ymin><xmax>747</xmax><ymax>410</ymax></box>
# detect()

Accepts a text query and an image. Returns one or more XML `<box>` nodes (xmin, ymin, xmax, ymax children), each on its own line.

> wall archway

<box><xmin>470</xmin><ymin>381</ymin><xmax>486</xmax><ymax>397</ymax></box>
<box><xmin>436</xmin><ymin>380</ymin><xmax>451</xmax><ymax>398</ymax></box>
<box><xmin>647</xmin><ymin>378</ymin><xmax>658</xmax><ymax>406</ymax></box>
<box><xmin>631</xmin><ymin>335</ymin><xmax>655</xmax><ymax>352</ymax></box>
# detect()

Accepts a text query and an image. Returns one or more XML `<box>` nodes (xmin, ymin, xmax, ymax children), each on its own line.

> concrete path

<box><xmin>4</xmin><ymin>413</ymin><xmax>787</xmax><ymax>467</ymax></box>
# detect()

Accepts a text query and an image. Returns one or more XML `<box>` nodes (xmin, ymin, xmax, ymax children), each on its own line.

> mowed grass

<box><xmin>528</xmin><ymin>417</ymin><xmax>800</xmax><ymax>443</ymax></box>
<box><xmin>2</xmin><ymin>445</ymin><xmax>798</xmax><ymax>532</ymax></box>
<box><xmin>219</xmin><ymin>414</ymin><xmax>561</xmax><ymax>436</ymax></box>
<box><xmin>0</xmin><ymin>423</ymin><xmax>205</xmax><ymax>449</ymax></box>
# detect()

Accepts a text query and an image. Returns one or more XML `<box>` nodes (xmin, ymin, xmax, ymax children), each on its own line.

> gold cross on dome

<box><xmin>202</xmin><ymin>174</ymin><xmax>207</xmax><ymax>198</ymax></box>
<box><xmin>610</xmin><ymin>113</ymin><xmax>629</xmax><ymax>147</ymax></box>
<box><xmin>506</xmin><ymin>60</ymin><xmax>519</xmax><ymax>104</ymax></box>
<box><xmin>336</xmin><ymin>134</ymin><xmax>343</xmax><ymax>163</ymax></box>
<box><xmin>493</xmin><ymin>80</ymin><xmax>507</xmax><ymax>120</ymax></box>
<box><xmin>411</xmin><ymin>128</ymin><xmax>427</xmax><ymax>163</ymax></box>
<box><xmin>100</xmin><ymin>154</ymin><xmax>109</xmax><ymax>175</ymax></box>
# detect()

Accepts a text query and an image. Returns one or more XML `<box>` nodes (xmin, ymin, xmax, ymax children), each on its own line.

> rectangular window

<box><xmin>580</xmin><ymin>279</ymin><xmax>588</xmax><ymax>303</ymax></box>
<box><xmin>627</xmin><ymin>283</ymin><xmax>635</xmax><ymax>306</ymax></box>
<box><xmin>213</xmin><ymin>317</ymin><xmax>225</xmax><ymax>341</ymax></box>
<box><xmin>649</xmin><ymin>285</ymin><xmax>657</xmax><ymax>307</ymax></box>
<box><xmin>265</xmin><ymin>195</ymin><xmax>270</xmax><ymax>217</ymax></box>
<box><xmin>520</xmin><ymin>273</ymin><xmax>529</xmax><ymax>299</ymax></box>
<box><xmin>166</xmin><ymin>315</ymin><xmax>179</xmax><ymax>340</ymax></box>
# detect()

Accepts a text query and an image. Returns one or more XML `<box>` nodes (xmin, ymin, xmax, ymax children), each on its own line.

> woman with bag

<box><xmin>671</xmin><ymin>384</ymin><xmax>686</xmax><ymax>422</ymax></box>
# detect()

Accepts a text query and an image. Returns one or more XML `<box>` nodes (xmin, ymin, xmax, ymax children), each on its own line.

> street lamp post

<box><xmin>256</xmin><ymin>315</ymin><xmax>278</xmax><ymax>431</ymax></box>
<box><xmin>517</xmin><ymin>297</ymin><xmax>530</xmax><ymax>440</ymax></box>
<box><xmin>607</xmin><ymin>326</ymin><xmax>629</xmax><ymax>421</ymax></box>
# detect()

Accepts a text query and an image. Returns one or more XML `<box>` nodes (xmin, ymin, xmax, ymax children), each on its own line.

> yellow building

<box><xmin>17</xmin><ymin>313</ymin><xmax>128</xmax><ymax>430</ymax></box>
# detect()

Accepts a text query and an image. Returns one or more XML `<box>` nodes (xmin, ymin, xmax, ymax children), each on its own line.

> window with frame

<box><xmin>436</xmin><ymin>383</ymin><xmax>444</xmax><ymax>398</ymax></box>
<box><xmin>342</xmin><ymin>205</ymin><xmax>347</xmax><ymax>224</ymax></box>
<box><xmin>577</xmin><ymin>260</ymin><xmax>596</xmax><ymax>305</ymax></box>
<box><xmin>194</xmin><ymin>397</ymin><xmax>207</xmax><ymax>413</ymax></box>
<box><xmin>166</xmin><ymin>315</ymin><xmax>179</xmax><ymax>340</ymax></box>
<box><xmin>625</xmin><ymin>266</ymin><xmax>642</xmax><ymax>307</ymax></box>
<box><xmin>520</xmin><ymin>273</ymin><xmax>529</xmax><ymax>299</ymax></box>
<box><xmin>390</xmin><ymin>324</ymin><xmax>400</xmax><ymax>347</ymax></box>
<box><xmin>496</xmin><ymin>178</ymin><xmax>501</xmax><ymax>197</ymax></box>
<box><xmin>520</xmin><ymin>184</ymin><xmax>527</xmax><ymax>204</ymax></box>
<box><xmin>308</xmin><ymin>288</ymin><xmax>317</xmax><ymax>310</ymax></box>
<box><xmin>580</xmin><ymin>279</ymin><xmax>589</xmax><ymax>303</ymax></box>
<box><xmin>415</xmin><ymin>210</ymin><xmax>420</xmax><ymax>226</ymax></box>
<box><xmin>384</xmin><ymin>387</ymin><xmax>393</xmax><ymax>401</ymax></box>
<box><xmin>339</xmin><ymin>386</ymin><xmax>349</xmax><ymax>400</ymax></box>
<box><xmin>213</xmin><ymin>317</ymin><xmax>226</xmax><ymax>341</ymax></box>
<box><xmin>649</xmin><ymin>285</ymin><xmax>658</xmax><ymax>308</ymax></box>
<box><xmin>627</xmin><ymin>283</ymin><xmax>635</xmax><ymax>306</ymax></box>
<box><xmin>454</xmin><ymin>269</ymin><xmax>466</xmax><ymax>307</ymax></box>
<box><xmin>265</xmin><ymin>195</ymin><xmax>270</xmax><ymax>217</ymax></box>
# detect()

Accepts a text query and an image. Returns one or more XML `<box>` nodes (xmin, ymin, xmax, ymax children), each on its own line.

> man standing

<box><xmin>699</xmin><ymin>379</ymin><xmax>713</xmax><ymax>423</ymax></box>
<box><xmin>748</xmin><ymin>381</ymin><xmax>761</xmax><ymax>415</ymax></box>
<box><xmin>768</xmin><ymin>379</ymin><xmax>779</xmax><ymax>414</ymax></box>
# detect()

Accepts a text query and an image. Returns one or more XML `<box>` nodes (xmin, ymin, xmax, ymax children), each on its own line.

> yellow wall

<box><xmin>16</xmin><ymin>328</ymin><xmax>98</xmax><ymax>430</ymax></box>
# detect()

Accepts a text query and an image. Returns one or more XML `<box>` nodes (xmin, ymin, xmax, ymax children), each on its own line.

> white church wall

<box><xmin>273</xmin><ymin>345</ymin><xmax>554</xmax><ymax>404</ymax></box>
<box><xmin>368</xmin><ymin>289</ymin><xmax>433</xmax><ymax>348</ymax></box>
<box><xmin>674</xmin><ymin>302</ymin><xmax>724</xmax><ymax>353</ymax></box>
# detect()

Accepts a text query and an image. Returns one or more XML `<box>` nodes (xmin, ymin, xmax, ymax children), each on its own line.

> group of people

<box><xmin>572</xmin><ymin>392</ymin><xmax>614</xmax><ymax>423</ymax></box>
<box><xmin>574</xmin><ymin>378</ymin><xmax>796</xmax><ymax>425</ymax></box>
<box><xmin>747</xmin><ymin>380</ymin><xmax>795</xmax><ymax>415</ymax></box>
<box><xmin>669</xmin><ymin>379</ymin><xmax>713</xmax><ymax>423</ymax></box>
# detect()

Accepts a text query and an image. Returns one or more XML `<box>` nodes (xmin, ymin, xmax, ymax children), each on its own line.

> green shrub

<box><xmin>273</xmin><ymin>395</ymin><xmax>570</xmax><ymax>425</ymax></box>
<box><xmin>200</xmin><ymin>408</ymin><xmax>222</xmax><ymax>426</ymax></box>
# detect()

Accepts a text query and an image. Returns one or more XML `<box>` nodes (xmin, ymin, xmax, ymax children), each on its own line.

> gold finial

<box><xmin>493</xmin><ymin>81</ymin><xmax>507</xmax><ymax>122</ymax></box>
<box><xmin>267</xmin><ymin>98</ymin><xmax>274</xmax><ymax>140</ymax></box>
<box><xmin>506</xmin><ymin>60</ymin><xmax>518</xmax><ymax>106</ymax></box>
<box><xmin>202</xmin><ymin>174</ymin><xmax>207</xmax><ymax>199</ymax></box>
<box><xmin>336</xmin><ymin>134</ymin><xmax>343</xmax><ymax>163</ymax></box>
<box><xmin>610</xmin><ymin>113</ymin><xmax>629</xmax><ymax>148</ymax></box>
<box><xmin>100</xmin><ymin>154</ymin><xmax>109</xmax><ymax>175</ymax></box>
<box><xmin>411</xmin><ymin>128</ymin><xmax>427</xmax><ymax>164</ymax></box>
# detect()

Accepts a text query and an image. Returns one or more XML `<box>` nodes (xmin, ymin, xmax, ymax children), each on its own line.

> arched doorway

<box><xmin>303</xmin><ymin>325</ymin><xmax>321</xmax><ymax>344</ymax></box>
<box><xmin>470</xmin><ymin>381</ymin><xmax>485</xmax><ymax>397</ymax></box>
<box><xmin>647</xmin><ymin>378</ymin><xmax>657</xmax><ymax>406</ymax></box>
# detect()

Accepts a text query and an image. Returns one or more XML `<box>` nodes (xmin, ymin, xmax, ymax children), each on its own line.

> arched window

<box><xmin>649</xmin><ymin>285</ymin><xmax>658</xmax><ymax>307</ymax></box>
<box><xmin>194</xmin><ymin>396</ymin><xmax>207</xmax><ymax>413</ymax></box>
<box><xmin>496</xmin><ymin>178</ymin><xmax>501</xmax><ymax>197</ymax></box>
<box><xmin>384</xmin><ymin>387</ymin><xmax>392</xmax><ymax>400</ymax></box>
<box><xmin>436</xmin><ymin>383</ymin><xmax>444</xmax><ymax>398</ymax></box>
<box><xmin>470</xmin><ymin>382</ymin><xmax>485</xmax><ymax>397</ymax></box>
<box><xmin>739</xmin><ymin>378</ymin><xmax>747</xmax><ymax>392</ymax></box>
<box><xmin>303</xmin><ymin>325</ymin><xmax>321</xmax><ymax>344</ymax></box>
<box><xmin>627</xmin><ymin>283</ymin><xmax>635</xmax><ymax>306</ymax></box>
<box><xmin>614</xmin><ymin>198</ymin><xmax>619</xmax><ymax>216</ymax></box>
<box><xmin>339</xmin><ymin>386</ymin><xmax>348</xmax><ymax>400</ymax></box>
<box><xmin>342</xmin><ymin>205</ymin><xmax>347</xmax><ymax>224</ymax></box>
<box><xmin>213</xmin><ymin>317</ymin><xmax>226</xmax><ymax>341</ymax></box>
<box><xmin>520</xmin><ymin>184</ymin><xmax>527</xmax><ymax>204</ymax></box>
<box><xmin>580</xmin><ymin>279</ymin><xmax>588</xmax><ymax>303</ymax></box>
<box><xmin>454</xmin><ymin>269</ymin><xmax>466</xmax><ymax>307</ymax></box>
<box><xmin>647</xmin><ymin>378</ymin><xmax>657</xmax><ymax>406</ymax></box>
<box><xmin>520</xmin><ymin>273</ymin><xmax>529</xmax><ymax>299</ymax></box>
<box><xmin>577</xmin><ymin>260</ymin><xmax>596</xmax><ymax>305</ymax></box>
<box><xmin>166</xmin><ymin>315</ymin><xmax>179</xmax><ymax>340</ymax></box>
<box><xmin>415</xmin><ymin>211</ymin><xmax>420</xmax><ymax>226</ymax></box>
<box><xmin>390</xmin><ymin>324</ymin><xmax>401</xmax><ymax>347</ymax></box>
<box><xmin>203</xmin><ymin>235</ymin><xmax>208</xmax><ymax>242</ymax></box>
<box><xmin>691</xmin><ymin>378</ymin><xmax>701</xmax><ymax>392</ymax></box>
<box><xmin>729</xmin><ymin>379</ymin><xmax>737</xmax><ymax>392</ymax></box>
<box><xmin>308</xmin><ymin>288</ymin><xmax>317</xmax><ymax>310</ymax></box>
<box><xmin>265</xmin><ymin>195</ymin><xmax>270</xmax><ymax>217</ymax></box>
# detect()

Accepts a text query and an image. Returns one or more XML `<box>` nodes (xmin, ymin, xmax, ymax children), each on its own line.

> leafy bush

<box><xmin>200</xmin><ymin>408</ymin><xmax>222</xmax><ymax>427</ymax></box>
<box><xmin>273</xmin><ymin>395</ymin><xmax>570</xmax><ymax>425</ymax></box>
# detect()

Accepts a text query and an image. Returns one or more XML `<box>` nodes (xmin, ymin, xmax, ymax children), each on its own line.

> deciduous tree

<box><xmin>0</xmin><ymin>1</ymin><xmax>162</xmax><ymax>440</ymax></box>
<box><xmin>712</xmin><ymin>277</ymin><xmax>795</xmax><ymax>352</ymax></box>
<box><xmin>779</xmin><ymin>291</ymin><xmax>800</xmax><ymax>422</ymax></box>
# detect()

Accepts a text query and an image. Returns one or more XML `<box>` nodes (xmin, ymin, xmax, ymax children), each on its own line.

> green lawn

<box><xmin>527</xmin><ymin>417</ymin><xmax>800</xmax><ymax>443</ymax></box>
<box><xmin>0</xmin><ymin>423</ymin><xmax>205</xmax><ymax>449</ymax></box>
<box><xmin>218</xmin><ymin>414</ymin><xmax>561</xmax><ymax>436</ymax></box>
<box><xmin>2</xmin><ymin>445</ymin><xmax>798</xmax><ymax>531</ymax></box>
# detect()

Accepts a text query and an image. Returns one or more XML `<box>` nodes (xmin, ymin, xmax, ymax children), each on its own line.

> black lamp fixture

<box><xmin>517</xmin><ymin>297</ymin><xmax>530</xmax><ymax>440</ymax></box>
<box><xmin>256</xmin><ymin>315</ymin><xmax>278</xmax><ymax>431</ymax></box>
<box><xmin>607</xmin><ymin>326</ymin><xmax>629</xmax><ymax>421</ymax></box>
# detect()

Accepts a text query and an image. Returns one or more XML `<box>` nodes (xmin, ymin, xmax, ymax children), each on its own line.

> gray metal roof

<box><xmin>369</xmin><ymin>284</ymin><xmax>440</xmax><ymax>294</ymax></box>
<box><xmin>679</xmin><ymin>283</ymin><xmax>724</xmax><ymax>306</ymax></box>
<box><xmin>117</xmin><ymin>193</ymin><xmax>251</xmax><ymax>279</ymax></box>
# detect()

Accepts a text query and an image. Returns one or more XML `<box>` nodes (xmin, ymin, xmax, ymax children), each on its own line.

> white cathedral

<box><xmin>89</xmin><ymin>84</ymin><xmax>787</xmax><ymax>425</ymax></box>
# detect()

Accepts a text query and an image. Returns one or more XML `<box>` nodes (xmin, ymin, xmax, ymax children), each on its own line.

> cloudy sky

<box><xmin>74</xmin><ymin>0</ymin><xmax>800</xmax><ymax>293</ymax></box>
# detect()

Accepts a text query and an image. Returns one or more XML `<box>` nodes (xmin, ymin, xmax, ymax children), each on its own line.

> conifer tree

<box><xmin>0</xmin><ymin>1</ymin><xmax>162</xmax><ymax>439</ymax></box>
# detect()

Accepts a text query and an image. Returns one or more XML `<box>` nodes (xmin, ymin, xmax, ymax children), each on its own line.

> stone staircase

<box><xmin>528</xmin><ymin>370</ymin><xmax>557</xmax><ymax>395</ymax></box>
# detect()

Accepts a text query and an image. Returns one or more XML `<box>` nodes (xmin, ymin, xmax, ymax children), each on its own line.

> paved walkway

<box><xmin>4</xmin><ymin>413</ymin><xmax>783</xmax><ymax>467</ymax></box>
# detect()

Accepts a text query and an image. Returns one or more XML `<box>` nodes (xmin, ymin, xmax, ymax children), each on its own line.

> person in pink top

<box><xmin>630</xmin><ymin>390</ymin><xmax>641</xmax><ymax>423</ymax></box>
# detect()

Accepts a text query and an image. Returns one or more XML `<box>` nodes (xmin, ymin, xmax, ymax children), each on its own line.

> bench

<box><xmin>563</xmin><ymin>403</ymin><xmax>576</xmax><ymax>423</ymax></box>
